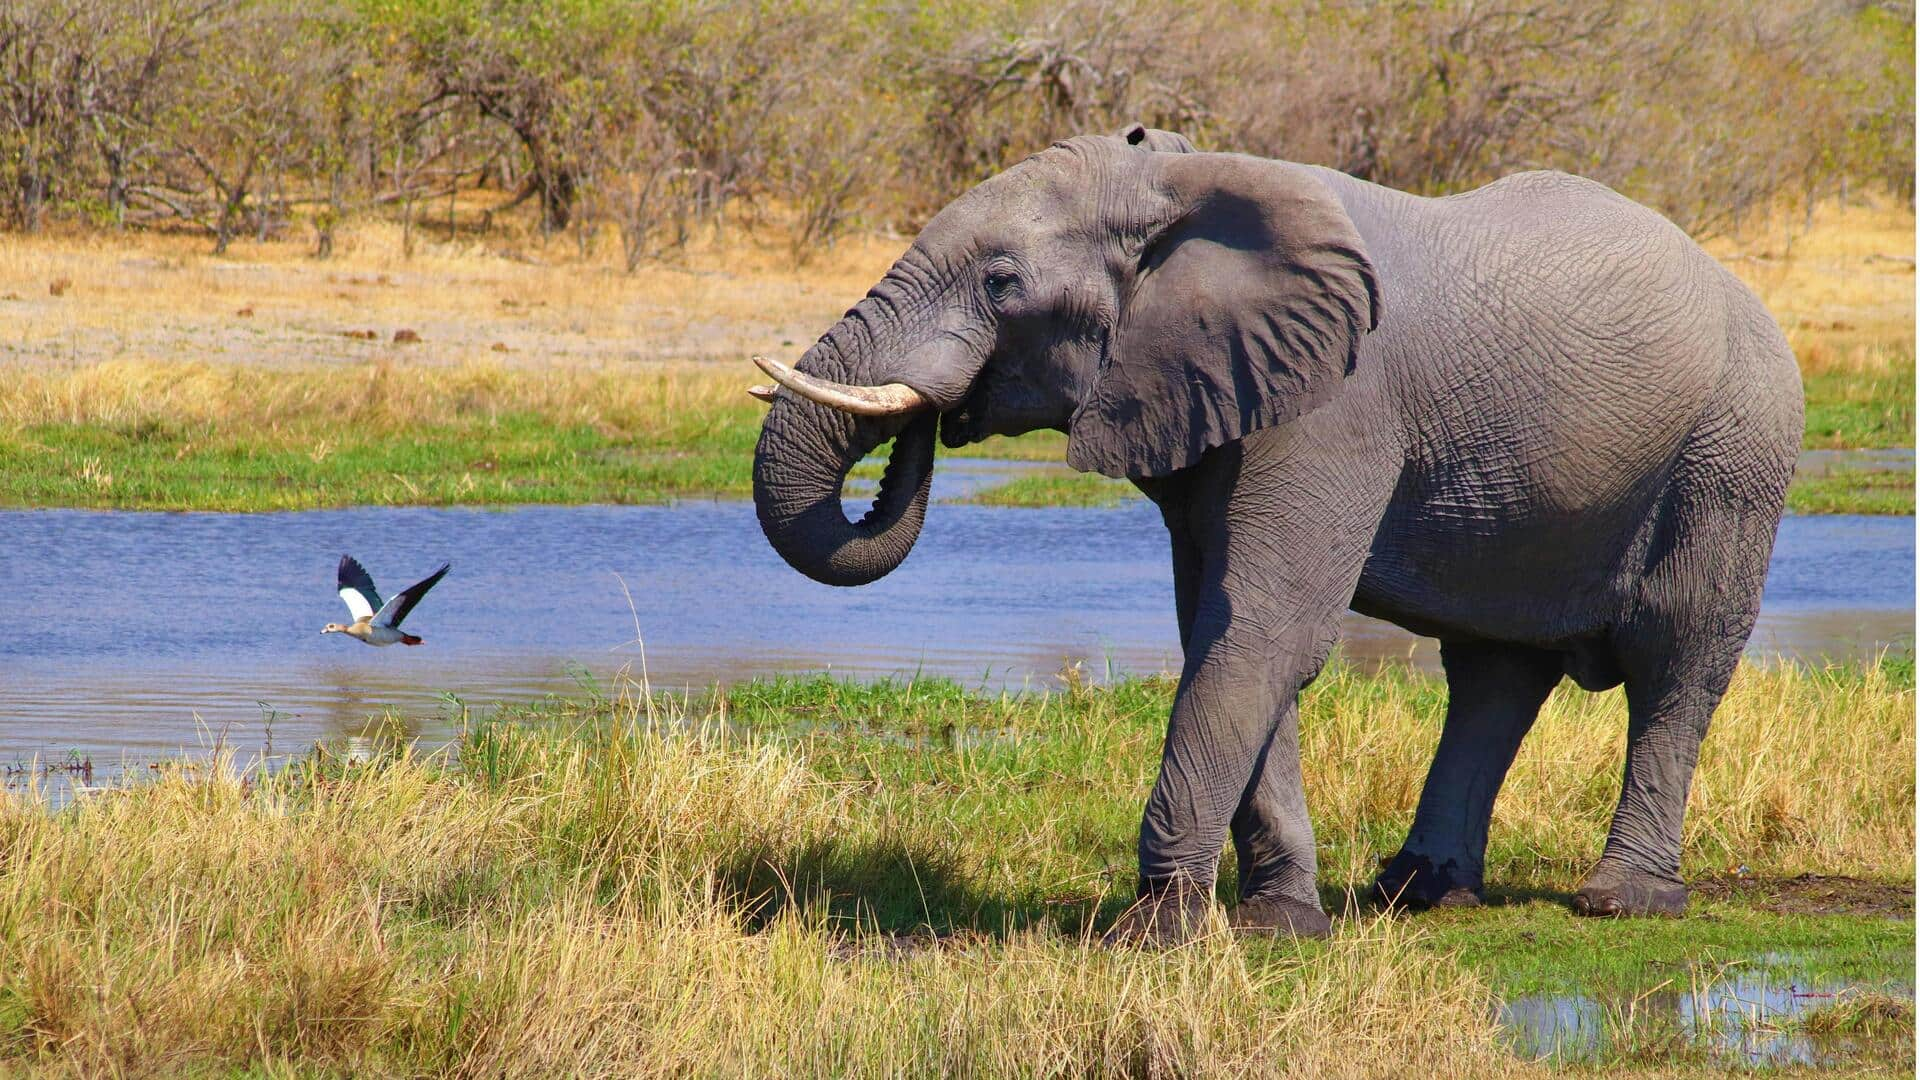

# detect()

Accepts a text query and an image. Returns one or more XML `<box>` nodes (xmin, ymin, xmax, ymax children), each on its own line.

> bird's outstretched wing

<box><xmin>374</xmin><ymin>563</ymin><xmax>450</xmax><ymax>628</ymax></box>
<box><xmin>338</xmin><ymin>555</ymin><xmax>382</xmax><ymax>620</ymax></box>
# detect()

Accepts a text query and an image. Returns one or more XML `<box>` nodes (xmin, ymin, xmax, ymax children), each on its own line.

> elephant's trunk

<box><xmin>752</xmin><ymin>298</ymin><xmax>941</xmax><ymax>587</ymax></box>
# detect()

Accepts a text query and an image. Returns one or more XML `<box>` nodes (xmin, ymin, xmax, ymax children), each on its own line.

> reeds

<box><xmin>1305</xmin><ymin>659</ymin><xmax>1917</xmax><ymax>888</ymax></box>
<box><xmin>0</xmin><ymin>710</ymin><xmax>1510</xmax><ymax>1077</ymax></box>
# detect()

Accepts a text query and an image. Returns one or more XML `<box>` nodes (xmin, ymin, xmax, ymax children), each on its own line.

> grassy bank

<box><xmin>0</xmin><ymin>356</ymin><xmax>1909</xmax><ymax>513</ymax></box>
<box><xmin>1785</xmin><ymin>460</ymin><xmax>1915</xmax><ymax>515</ymax></box>
<box><xmin>1</xmin><ymin>660</ymin><xmax>1910</xmax><ymax>1075</ymax></box>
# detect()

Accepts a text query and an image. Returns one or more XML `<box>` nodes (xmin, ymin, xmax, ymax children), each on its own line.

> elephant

<box><xmin>749</xmin><ymin>123</ymin><xmax>1803</xmax><ymax>944</ymax></box>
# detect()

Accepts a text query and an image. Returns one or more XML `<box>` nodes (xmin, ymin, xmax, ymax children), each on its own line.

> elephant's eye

<box><xmin>984</xmin><ymin>271</ymin><xmax>1019</xmax><ymax>304</ymax></box>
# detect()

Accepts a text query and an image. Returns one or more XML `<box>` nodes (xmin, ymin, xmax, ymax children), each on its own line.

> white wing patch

<box><xmin>340</xmin><ymin>586</ymin><xmax>376</xmax><ymax>621</ymax></box>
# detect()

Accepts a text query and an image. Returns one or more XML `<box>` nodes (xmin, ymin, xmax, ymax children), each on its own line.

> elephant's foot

<box><xmin>1227</xmin><ymin>892</ymin><xmax>1332</xmax><ymax>938</ymax></box>
<box><xmin>1572</xmin><ymin>864</ymin><xmax>1687</xmax><ymax>917</ymax></box>
<box><xmin>1100</xmin><ymin>877</ymin><xmax>1213</xmax><ymax>948</ymax></box>
<box><xmin>1371</xmin><ymin>850</ymin><xmax>1483</xmax><ymax>910</ymax></box>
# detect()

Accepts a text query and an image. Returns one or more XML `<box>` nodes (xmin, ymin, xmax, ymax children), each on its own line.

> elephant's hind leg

<box><xmin>1578</xmin><ymin>619</ymin><xmax>1757</xmax><ymax>917</ymax></box>
<box><xmin>1373</xmin><ymin>640</ymin><xmax>1563</xmax><ymax>909</ymax></box>
<box><xmin>1577</xmin><ymin>400</ymin><xmax>1791</xmax><ymax>918</ymax></box>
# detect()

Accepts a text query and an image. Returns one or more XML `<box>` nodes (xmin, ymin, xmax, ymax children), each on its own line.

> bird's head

<box><xmin>320</xmin><ymin>623</ymin><xmax>347</xmax><ymax>635</ymax></box>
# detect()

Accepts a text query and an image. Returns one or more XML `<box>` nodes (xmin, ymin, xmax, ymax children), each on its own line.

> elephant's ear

<box><xmin>1068</xmin><ymin>154</ymin><xmax>1380</xmax><ymax>479</ymax></box>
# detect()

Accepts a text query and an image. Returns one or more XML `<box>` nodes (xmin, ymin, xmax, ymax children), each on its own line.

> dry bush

<box><xmin>885</xmin><ymin>0</ymin><xmax>1224</xmax><ymax>220</ymax></box>
<box><xmin>0</xmin><ymin>0</ymin><xmax>1909</xmax><ymax>257</ymax></box>
<box><xmin>1208</xmin><ymin>0</ymin><xmax>1913</xmax><ymax>237</ymax></box>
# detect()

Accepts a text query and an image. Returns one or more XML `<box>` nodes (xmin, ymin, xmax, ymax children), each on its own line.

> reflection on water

<box><xmin>1500</xmin><ymin>965</ymin><xmax>1915</xmax><ymax>1068</ymax></box>
<box><xmin>0</xmin><ymin>470</ymin><xmax>1910</xmax><ymax>771</ymax></box>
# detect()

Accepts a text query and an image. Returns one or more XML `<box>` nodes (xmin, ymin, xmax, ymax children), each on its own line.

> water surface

<box><xmin>1</xmin><ymin>474</ymin><xmax>1910</xmax><ymax>768</ymax></box>
<box><xmin>1501</xmin><ymin>966</ymin><xmax>1914</xmax><ymax>1068</ymax></box>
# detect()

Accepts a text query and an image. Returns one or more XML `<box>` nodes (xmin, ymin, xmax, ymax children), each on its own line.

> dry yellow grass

<box><xmin>1303</xmin><ymin>659</ymin><xmax>1916</xmax><ymax>887</ymax></box>
<box><xmin>0</xmin><ymin>660</ymin><xmax>1905</xmax><ymax>1075</ymax></box>
<box><xmin>0</xmin><ymin>216</ymin><xmax>904</xmax><ymax>375</ymax></box>
<box><xmin>0</xmin><ymin>715</ymin><xmax>1519</xmax><ymax>1078</ymax></box>
<box><xmin>2</xmin><ymin>193</ymin><xmax>1905</xmax><ymax>383</ymax></box>
<box><xmin>1707</xmin><ymin>192</ymin><xmax>1915</xmax><ymax>377</ymax></box>
<box><xmin>0</xmin><ymin>354</ymin><xmax>741</xmax><ymax>436</ymax></box>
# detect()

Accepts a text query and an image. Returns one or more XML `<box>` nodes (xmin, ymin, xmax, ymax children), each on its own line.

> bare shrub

<box><xmin>396</xmin><ymin>0</ymin><xmax>640</xmax><ymax>235</ymax></box>
<box><xmin>1210</xmin><ymin>0</ymin><xmax>1914</xmax><ymax>238</ymax></box>
<box><xmin>156</xmin><ymin>0</ymin><xmax>346</xmax><ymax>252</ymax></box>
<box><xmin>0</xmin><ymin>0</ymin><xmax>1908</xmax><ymax>249</ymax></box>
<box><xmin>892</xmin><ymin>0</ymin><xmax>1222</xmax><ymax>221</ymax></box>
<box><xmin>0</xmin><ymin>0</ymin><xmax>224</xmax><ymax>230</ymax></box>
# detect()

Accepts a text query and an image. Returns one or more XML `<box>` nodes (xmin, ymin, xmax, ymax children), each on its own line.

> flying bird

<box><xmin>321</xmin><ymin>555</ymin><xmax>450</xmax><ymax>646</ymax></box>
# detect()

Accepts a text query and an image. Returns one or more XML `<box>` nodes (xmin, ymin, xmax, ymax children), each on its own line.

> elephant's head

<box><xmin>752</xmin><ymin>128</ymin><xmax>1379</xmax><ymax>586</ymax></box>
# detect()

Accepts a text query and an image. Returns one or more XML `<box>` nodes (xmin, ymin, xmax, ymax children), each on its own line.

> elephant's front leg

<box><xmin>1102</xmin><ymin>628</ymin><xmax>1329</xmax><ymax>947</ymax></box>
<box><xmin>1106</xmin><ymin>445</ymin><xmax>1382</xmax><ymax>946</ymax></box>
<box><xmin>1153</xmin><ymin>511</ymin><xmax>1329</xmax><ymax>937</ymax></box>
<box><xmin>1224</xmin><ymin>695</ymin><xmax>1333</xmax><ymax>937</ymax></box>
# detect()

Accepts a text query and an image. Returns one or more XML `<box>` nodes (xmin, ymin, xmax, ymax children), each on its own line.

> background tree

<box><xmin>0</xmin><ymin>0</ymin><xmax>110</xmax><ymax>230</ymax></box>
<box><xmin>0</xmin><ymin>0</ymin><xmax>1907</xmax><ymax>255</ymax></box>
<box><xmin>390</xmin><ymin>0</ymin><xmax>636</xmax><ymax>234</ymax></box>
<box><xmin>156</xmin><ymin>0</ymin><xmax>345</xmax><ymax>251</ymax></box>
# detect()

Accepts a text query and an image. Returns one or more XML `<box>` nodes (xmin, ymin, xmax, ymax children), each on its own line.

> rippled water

<box><xmin>0</xmin><ymin>461</ymin><xmax>1910</xmax><ymax>768</ymax></box>
<box><xmin>1501</xmin><ymin>966</ymin><xmax>1915</xmax><ymax>1067</ymax></box>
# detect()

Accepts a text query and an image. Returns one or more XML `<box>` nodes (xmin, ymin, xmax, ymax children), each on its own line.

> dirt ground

<box><xmin>0</xmin><ymin>218</ymin><xmax>904</xmax><ymax>373</ymax></box>
<box><xmin>1694</xmin><ymin>873</ymin><xmax>1915</xmax><ymax>919</ymax></box>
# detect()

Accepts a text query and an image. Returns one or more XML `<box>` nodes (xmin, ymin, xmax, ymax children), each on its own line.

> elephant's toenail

<box><xmin>1573</xmin><ymin>892</ymin><xmax>1624</xmax><ymax>918</ymax></box>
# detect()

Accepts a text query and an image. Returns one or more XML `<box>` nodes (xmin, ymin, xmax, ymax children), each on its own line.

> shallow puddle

<box><xmin>1500</xmin><ymin>965</ymin><xmax>1915</xmax><ymax>1067</ymax></box>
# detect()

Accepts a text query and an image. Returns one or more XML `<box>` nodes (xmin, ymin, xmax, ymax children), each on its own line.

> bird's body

<box><xmin>334</xmin><ymin>618</ymin><xmax>422</xmax><ymax>646</ymax></box>
<box><xmin>321</xmin><ymin>555</ymin><xmax>449</xmax><ymax>647</ymax></box>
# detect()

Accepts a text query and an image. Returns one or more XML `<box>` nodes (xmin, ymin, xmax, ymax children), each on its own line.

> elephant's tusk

<box><xmin>751</xmin><ymin>355</ymin><xmax>928</xmax><ymax>417</ymax></box>
<box><xmin>747</xmin><ymin>384</ymin><xmax>778</xmax><ymax>403</ymax></box>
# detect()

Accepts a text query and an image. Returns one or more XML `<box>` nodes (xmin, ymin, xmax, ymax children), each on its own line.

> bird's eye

<box><xmin>984</xmin><ymin>271</ymin><xmax>1018</xmax><ymax>303</ymax></box>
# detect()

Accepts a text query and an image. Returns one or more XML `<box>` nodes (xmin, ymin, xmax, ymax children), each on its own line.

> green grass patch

<box><xmin>965</xmin><ymin>469</ymin><xmax>1141</xmax><ymax>507</ymax></box>
<box><xmin>3</xmin><ymin>359</ymin><xmax>1913</xmax><ymax>512</ymax></box>
<box><xmin>0</xmin><ymin>360</ymin><xmax>1080</xmax><ymax>511</ymax></box>
<box><xmin>0</xmin><ymin>414</ymin><xmax>756</xmax><ymax>510</ymax></box>
<box><xmin>1414</xmin><ymin>898</ymin><xmax>1912</xmax><ymax>999</ymax></box>
<box><xmin>1803</xmin><ymin>352</ymin><xmax>1915</xmax><ymax>450</ymax></box>
<box><xmin>1787</xmin><ymin>464</ymin><xmax>1916</xmax><ymax>514</ymax></box>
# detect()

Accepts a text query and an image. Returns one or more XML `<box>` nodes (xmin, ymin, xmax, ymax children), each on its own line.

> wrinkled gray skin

<box><xmin>752</xmin><ymin>123</ymin><xmax>1802</xmax><ymax>944</ymax></box>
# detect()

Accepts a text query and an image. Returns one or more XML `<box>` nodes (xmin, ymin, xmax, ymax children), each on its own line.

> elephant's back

<box><xmin>1336</xmin><ymin>169</ymin><xmax>1778</xmax><ymax>639</ymax></box>
<box><xmin>1355</xmin><ymin>171</ymin><xmax>1726</xmax><ymax>515</ymax></box>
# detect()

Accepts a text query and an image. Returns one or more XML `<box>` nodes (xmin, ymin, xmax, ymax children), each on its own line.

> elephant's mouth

<box><xmin>938</xmin><ymin>362</ymin><xmax>1004</xmax><ymax>449</ymax></box>
<box><xmin>938</xmin><ymin>387</ymin><xmax>991</xmax><ymax>449</ymax></box>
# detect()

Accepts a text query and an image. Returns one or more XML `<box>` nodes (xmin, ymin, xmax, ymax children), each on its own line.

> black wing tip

<box><xmin>385</xmin><ymin>561</ymin><xmax>451</xmax><ymax>628</ymax></box>
<box><xmin>337</xmin><ymin>555</ymin><xmax>380</xmax><ymax>599</ymax></box>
